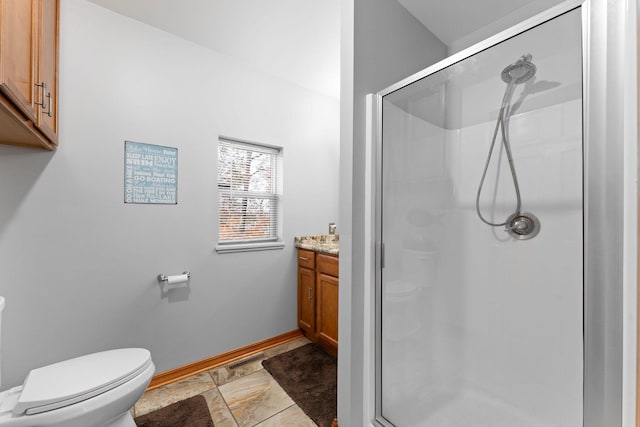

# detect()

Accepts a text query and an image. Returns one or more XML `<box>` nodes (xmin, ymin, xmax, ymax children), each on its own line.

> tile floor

<box><xmin>133</xmin><ymin>337</ymin><xmax>319</xmax><ymax>427</ymax></box>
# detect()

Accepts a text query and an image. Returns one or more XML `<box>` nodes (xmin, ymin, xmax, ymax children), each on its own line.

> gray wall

<box><xmin>446</xmin><ymin>0</ymin><xmax>566</xmax><ymax>54</ymax></box>
<box><xmin>338</xmin><ymin>0</ymin><xmax>447</xmax><ymax>424</ymax></box>
<box><xmin>0</xmin><ymin>0</ymin><xmax>340</xmax><ymax>388</ymax></box>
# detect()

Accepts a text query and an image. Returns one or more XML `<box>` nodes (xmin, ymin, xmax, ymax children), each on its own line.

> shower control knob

<box><xmin>513</xmin><ymin>219</ymin><xmax>528</xmax><ymax>231</ymax></box>
<box><xmin>506</xmin><ymin>212</ymin><xmax>541</xmax><ymax>240</ymax></box>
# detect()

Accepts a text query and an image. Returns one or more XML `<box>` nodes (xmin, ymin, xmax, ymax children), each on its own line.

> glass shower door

<box><xmin>378</xmin><ymin>9</ymin><xmax>583</xmax><ymax>427</ymax></box>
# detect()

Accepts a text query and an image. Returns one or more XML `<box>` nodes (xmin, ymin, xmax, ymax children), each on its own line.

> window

<box><xmin>216</xmin><ymin>137</ymin><xmax>283</xmax><ymax>253</ymax></box>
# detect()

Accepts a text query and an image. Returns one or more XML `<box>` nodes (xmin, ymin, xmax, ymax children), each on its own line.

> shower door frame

<box><xmin>370</xmin><ymin>0</ymin><xmax>632</xmax><ymax>425</ymax></box>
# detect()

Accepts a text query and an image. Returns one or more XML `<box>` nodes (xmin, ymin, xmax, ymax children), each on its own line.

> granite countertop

<box><xmin>294</xmin><ymin>234</ymin><xmax>339</xmax><ymax>255</ymax></box>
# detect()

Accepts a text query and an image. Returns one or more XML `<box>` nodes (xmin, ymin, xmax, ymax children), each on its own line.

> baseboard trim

<box><xmin>147</xmin><ymin>329</ymin><xmax>304</xmax><ymax>390</ymax></box>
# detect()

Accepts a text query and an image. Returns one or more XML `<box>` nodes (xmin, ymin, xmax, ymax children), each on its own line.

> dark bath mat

<box><xmin>262</xmin><ymin>343</ymin><xmax>337</xmax><ymax>427</ymax></box>
<box><xmin>134</xmin><ymin>394</ymin><xmax>214</xmax><ymax>427</ymax></box>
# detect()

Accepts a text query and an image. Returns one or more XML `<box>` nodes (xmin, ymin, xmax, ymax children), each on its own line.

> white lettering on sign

<box><xmin>124</xmin><ymin>141</ymin><xmax>178</xmax><ymax>204</ymax></box>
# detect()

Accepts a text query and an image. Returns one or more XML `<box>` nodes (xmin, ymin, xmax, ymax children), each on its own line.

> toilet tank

<box><xmin>401</xmin><ymin>248</ymin><xmax>436</xmax><ymax>287</ymax></box>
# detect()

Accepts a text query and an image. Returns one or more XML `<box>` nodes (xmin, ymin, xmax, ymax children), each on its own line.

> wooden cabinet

<box><xmin>316</xmin><ymin>271</ymin><xmax>338</xmax><ymax>353</ymax></box>
<box><xmin>297</xmin><ymin>248</ymin><xmax>339</xmax><ymax>356</ymax></box>
<box><xmin>0</xmin><ymin>0</ymin><xmax>59</xmax><ymax>150</ymax></box>
<box><xmin>35</xmin><ymin>0</ymin><xmax>58</xmax><ymax>142</ymax></box>
<box><xmin>297</xmin><ymin>249</ymin><xmax>315</xmax><ymax>335</ymax></box>
<box><xmin>0</xmin><ymin>0</ymin><xmax>38</xmax><ymax>122</ymax></box>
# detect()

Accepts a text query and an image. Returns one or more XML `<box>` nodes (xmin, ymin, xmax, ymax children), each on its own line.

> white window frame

<box><xmin>215</xmin><ymin>136</ymin><xmax>284</xmax><ymax>254</ymax></box>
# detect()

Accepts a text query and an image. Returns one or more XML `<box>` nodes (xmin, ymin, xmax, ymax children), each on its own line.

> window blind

<box><xmin>218</xmin><ymin>138</ymin><xmax>281</xmax><ymax>243</ymax></box>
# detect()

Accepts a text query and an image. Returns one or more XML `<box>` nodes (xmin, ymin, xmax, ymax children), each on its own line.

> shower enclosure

<box><xmin>374</xmin><ymin>5</ymin><xmax>591</xmax><ymax>427</ymax></box>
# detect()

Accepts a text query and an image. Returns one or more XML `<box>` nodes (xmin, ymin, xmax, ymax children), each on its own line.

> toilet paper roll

<box><xmin>166</xmin><ymin>273</ymin><xmax>190</xmax><ymax>286</ymax></box>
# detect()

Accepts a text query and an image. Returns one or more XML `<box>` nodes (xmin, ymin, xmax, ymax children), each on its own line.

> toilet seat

<box><xmin>14</xmin><ymin>348</ymin><xmax>151</xmax><ymax>416</ymax></box>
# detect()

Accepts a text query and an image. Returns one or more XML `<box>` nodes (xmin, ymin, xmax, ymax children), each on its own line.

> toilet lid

<box><xmin>14</xmin><ymin>348</ymin><xmax>152</xmax><ymax>416</ymax></box>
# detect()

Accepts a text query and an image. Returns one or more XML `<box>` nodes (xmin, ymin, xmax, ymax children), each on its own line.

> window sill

<box><xmin>215</xmin><ymin>241</ymin><xmax>285</xmax><ymax>254</ymax></box>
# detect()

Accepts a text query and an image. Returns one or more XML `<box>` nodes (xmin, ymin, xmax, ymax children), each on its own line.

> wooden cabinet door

<box><xmin>316</xmin><ymin>272</ymin><xmax>338</xmax><ymax>356</ymax></box>
<box><xmin>0</xmin><ymin>0</ymin><xmax>38</xmax><ymax>122</ymax></box>
<box><xmin>298</xmin><ymin>266</ymin><xmax>315</xmax><ymax>335</ymax></box>
<box><xmin>35</xmin><ymin>0</ymin><xmax>57</xmax><ymax>143</ymax></box>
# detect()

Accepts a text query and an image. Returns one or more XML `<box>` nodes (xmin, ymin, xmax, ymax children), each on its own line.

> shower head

<box><xmin>501</xmin><ymin>54</ymin><xmax>537</xmax><ymax>84</ymax></box>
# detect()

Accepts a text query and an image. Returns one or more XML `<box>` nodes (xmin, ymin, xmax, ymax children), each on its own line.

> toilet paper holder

<box><xmin>157</xmin><ymin>271</ymin><xmax>191</xmax><ymax>282</ymax></box>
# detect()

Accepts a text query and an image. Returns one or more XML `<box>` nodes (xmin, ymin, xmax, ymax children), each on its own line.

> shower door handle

<box><xmin>377</xmin><ymin>241</ymin><xmax>385</xmax><ymax>269</ymax></box>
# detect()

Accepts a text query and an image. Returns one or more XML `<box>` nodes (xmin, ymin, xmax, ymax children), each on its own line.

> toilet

<box><xmin>383</xmin><ymin>248</ymin><xmax>436</xmax><ymax>341</ymax></box>
<box><xmin>0</xmin><ymin>297</ymin><xmax>155</xmax><ymax>427</ymax></box>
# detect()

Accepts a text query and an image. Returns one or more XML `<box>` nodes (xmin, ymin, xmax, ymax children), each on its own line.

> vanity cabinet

<box><xmin>297</xmin><ymin>249</ymin><xmax>316</xmax><ymax>334</ymax></box>
<box><xmin>315</xmin><ymin>254</ymin><xmax>339</xmax><ymax>354</ymax></box>
<box><xmin>0</xmin><ymin>0</ymin><xmax>59</xmax><ymax>150</ymax></box>
<box><xmin>297</xmin><ymin>248</ymin><xmax>339</xmax><ymax>356</ymax></box>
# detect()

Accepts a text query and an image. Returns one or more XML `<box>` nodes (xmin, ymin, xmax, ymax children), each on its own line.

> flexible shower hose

<box><xmin>475</xmin><ymin>78</ymin><xmax>523</xmax><ymax>227</ymax></box>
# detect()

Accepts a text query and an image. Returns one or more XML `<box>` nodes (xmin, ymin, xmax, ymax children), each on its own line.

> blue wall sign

<box><xmin>124</xmin><ymin>141</ymin><xmax>178</xmax><ymax>204</ymax></box>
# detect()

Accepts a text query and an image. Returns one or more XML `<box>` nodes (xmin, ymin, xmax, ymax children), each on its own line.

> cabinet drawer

<box><xmin>317</xmin><ymin>254</ymin><xmax>339</xmax><ymax>277</ymax></box>
<box><xmin>297</xmin><ymin>249</ymin><xmax>315</xmax><ymax>269</ymax></box>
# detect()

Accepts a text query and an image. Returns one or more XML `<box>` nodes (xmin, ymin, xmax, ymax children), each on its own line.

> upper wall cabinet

<box><xmin>0</xmin><ymin>0</ymin><xmax>58</xmax><ymax>150</ymax></box>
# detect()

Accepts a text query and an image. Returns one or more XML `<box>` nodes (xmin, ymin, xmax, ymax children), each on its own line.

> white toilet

<box><xmin>383</xmin><ymin>248</ymin><xmax>436</xmax><ymax>341</ymax></box>
<box><xmin>0</xmin><ymin>297</ymin><xmax>155</xmax><ymax>427</ymax></box>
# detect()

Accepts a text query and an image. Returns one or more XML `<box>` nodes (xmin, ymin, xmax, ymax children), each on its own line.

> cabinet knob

<box><xmin>34</xmin><ymin>82</ymin><xmax>52</xmax><ymax>117</ymax></box>
<box><xmin>308</xmin><ymin>287</ymin><xmax>312</xmax><ymax>301</ymax></box>
<box><xmin>299</xmin><ymin>257</ymin><xmax>309</xmax><ymax>261</ymax></box>
<box><xmin>35</xmin><ymin>82</ymin><xmax>47</xmax><ymax>108</ymax></box>
<box><xmin>44</xmin><ymin>92</ymin><xmax>52</xmax><ymax>118</ymax></box>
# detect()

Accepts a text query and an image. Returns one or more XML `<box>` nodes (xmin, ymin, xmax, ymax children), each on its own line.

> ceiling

<box><xmin>87</xmin><ymin>0</ymin><xmax>341</xmax><ymax>99</ymax></box>
<box><xmin>397</xmin><ymin>0</ymin><xmax>564</xmax><ymax>50</ymax></box>
<box><xmin>86</xmin><ymin>0</ymin><xmax>565</xmax><ymax>100</ymax></box>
